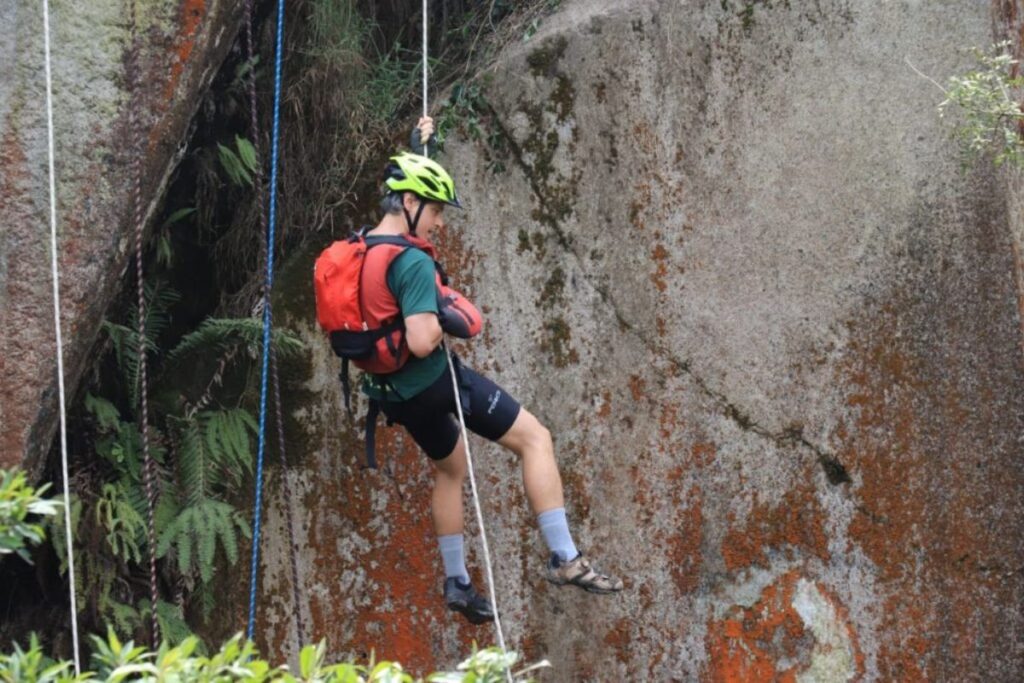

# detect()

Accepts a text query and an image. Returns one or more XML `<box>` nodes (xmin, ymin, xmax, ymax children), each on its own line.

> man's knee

<box><xmin>435</xmin><ymin>439</ymin><xmax>468</xmax><ymax>480</ymax></box>
<box><xmin>504</xmin><ymin>410</ymin><xmax>552</xmax><ymax>455</ymax></box>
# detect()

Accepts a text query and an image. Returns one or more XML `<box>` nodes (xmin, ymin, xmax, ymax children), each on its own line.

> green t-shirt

<box><xmin>361</xmin><ymin>247</ymin><xmax>446</xmax><ymax>401</ymax></box>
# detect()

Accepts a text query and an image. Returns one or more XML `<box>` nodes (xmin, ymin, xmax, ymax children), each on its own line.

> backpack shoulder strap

<box><xmin>363</xmin><ymin>235</ymin><xmax>417</xmax><ymax>250</ymax></box>
<box><xmin>364</xmin><ymin>235</ymin><xmax>450</xmax><ymax>285</ymax></box>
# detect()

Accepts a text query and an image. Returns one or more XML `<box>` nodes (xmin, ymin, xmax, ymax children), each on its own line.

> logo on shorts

<box><xmin>487</xmin><ymin>390</ymin><xmax>502</xmax><ymax>415</ymax></box>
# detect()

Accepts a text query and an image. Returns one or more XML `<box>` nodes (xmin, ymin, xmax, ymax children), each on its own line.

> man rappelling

<box><xmin>314</xmin><ymin>116</ymin><xmax>623</xmax><ymax>625</ymax></box>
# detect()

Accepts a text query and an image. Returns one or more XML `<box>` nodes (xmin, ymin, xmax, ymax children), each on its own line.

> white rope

<box><xmin>422</xmin><ymin>2</ymin><xmax>512</xmax><ymax>678</ymax></box>
<box><xmin>445</xmin><ymin>350</ymin><xmax>510</xmax><ymax>662</ymax></box>
<box><xmin>422</xmin><ymin>0</ymin><xmax>429</xmax><ymax>123</ymax></box>
<box><xmin>42</xmin><ymin>0</ymin><xmax>81</xmax><ymax>674</ymax></box>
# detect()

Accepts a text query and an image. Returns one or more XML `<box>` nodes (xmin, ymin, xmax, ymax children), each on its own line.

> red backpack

<box><xmin>314</xmin><ymin>232</ymin><xmax>421</xmax><ymax>374</ymax></box>
<box><xmin>313</xmin><ymin>229</ymin><xmax>481</xmax><ymax>466</ymax></box>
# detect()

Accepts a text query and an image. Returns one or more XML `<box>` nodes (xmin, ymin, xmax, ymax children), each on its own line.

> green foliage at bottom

<box><xmin>0</xmin><ymin>632</ymin><xmax>550</xmax><ymax>683</ymax></box>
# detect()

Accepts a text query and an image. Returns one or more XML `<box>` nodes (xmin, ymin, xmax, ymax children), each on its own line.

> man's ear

<box><xmin>402</xmin><ymin>192</ymin><xmax>420</xmax><ymax>212</ymax></box>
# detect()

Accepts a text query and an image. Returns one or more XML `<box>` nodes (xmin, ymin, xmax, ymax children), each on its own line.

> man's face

<box><xmin>405</xmin><ymin>193</ymin><xmax>446</xmax><ymax>240</ymax></box>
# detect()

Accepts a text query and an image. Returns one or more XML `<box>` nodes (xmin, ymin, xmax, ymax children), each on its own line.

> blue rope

<box><xmin>248</xmin><ymin>0</ymin><xmax>286</xmax><ymax>642</ymax></box>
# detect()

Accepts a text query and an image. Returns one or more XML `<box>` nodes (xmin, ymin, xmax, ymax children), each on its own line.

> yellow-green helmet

<box><xmin>384</xmin><ymin>152</ymin><xmax>462</xmax><ymax>208</ymax></box>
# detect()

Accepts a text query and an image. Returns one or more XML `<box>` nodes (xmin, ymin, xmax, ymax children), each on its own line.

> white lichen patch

<box><xmin>793</xmin><ymin>578</ymin><xmax>858</xmax><ymax>682</ymax></box>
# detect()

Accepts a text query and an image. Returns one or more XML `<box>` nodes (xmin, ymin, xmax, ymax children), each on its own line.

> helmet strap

<box><xmin>403</xmin><ymin>197</ymin><xmax>427</xmax><ymax>236</ymax></box>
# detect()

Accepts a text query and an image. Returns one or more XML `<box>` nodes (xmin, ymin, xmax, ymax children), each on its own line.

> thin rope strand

<box><xmin>445</xmin><ymin>351</ymin><xmax>512</xmax><ymax>683</ymax></box>
<box><xmin>422</xmin><ymin>0</ymin><xmax>429</xmax><ymax>122</ymax></box>
<box><xmin>42</xmin><ymin>0</ymin><xmax>81</xmax><ymax>673</ymax></box>
<box><xmin>248</xmin><ymin>0</ymin><xmax>286</xmax><ymax>641</ymax></box>
<box><xmin>128</xmin><ymin>0</ymin><xmax>161</xmax><ymax>647</ymax></box>
<box><xmin>423</xmin><ymin>2</ymin><xmax>511</xmax><ymax>676</ymax></box>
<box><xmin>243</xmin><ymin>0</ymin><xmax>307</xmax><ymax>650</ymax></box>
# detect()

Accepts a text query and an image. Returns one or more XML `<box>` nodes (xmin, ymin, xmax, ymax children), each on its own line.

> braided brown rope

<box><xmin>244</xmin><ymin>0</ymin><xmax>307</xmax><ymax>646</ymax></box>
<box><xmin>128</xmin><ymin>0</ymin><xmax>161</xmax><ymax>647</ymax></box>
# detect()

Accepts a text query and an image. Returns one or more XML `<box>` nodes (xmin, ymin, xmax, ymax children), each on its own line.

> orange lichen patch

<box><xmin>629</xmin><ymin>463</ymin><xmax>653</xmax><ymax>515</ymax></box>
<box><xmin>603</xmin><ymin>617</ymin><xmax>634</xmax><ymax>664</ymax></box>
<box><xmin>561</xmin><ymin>466</ymin><xmax>592</xmax><ymax>522</ymax></box>
<box><xmin>288</xmin><ymin>419</ymin><xmax>447</xmax><ymax>673</ymax></box>
<box><xmin>834</xmin><ymin>282</ymin><xmax>1024</xmax><ymax>679</ymax></box>
<box><xmin>665</xmin><ymin>489</ymin><xmax>703</xmax><ymax>595</ymax></box>
<box><xmin>628</xmin><ymin>374</ymin><xmax>646</xmax><ymax>402</ymax></box>
<box><xmin>707</xmin><ymin>571</ymin><xmax>806</xmax><ymax>682</ymax></box>
<box><xmin>163</xmin><ymin>0</ymin><xmax>206</xmax><ymax>101</ymax></box>
<box><xmin>656</xmin><ymin>315</ymin><xmax>667</xmax><ymax>337</ymax></box>
<box><xmin>346</xmin><ymin>431</ymin><xmax>440</xmax><ymax>672</ymax></box>
<box><xmin>720</xmin><ymin>487</ymin><xmax>830</xmax><ymax>573</ymax></box>
<box><xmin>658</xmin><ymin>401</ymin><xmax>681</xmax><ymax>440</ymax></box>
<box><xmin>651</xmin><ymin>243</ymin><xmax>670</xmax><ymax>293</ymax></box>
<box><xmin>706</xmin><ymin>571</ymin><xmax>861</xmax><ymax>682</ymax></box>
<box><xmin>436</xmin><ymin>224</ymin><xmax>479</xmax><ymax>294</ymax></box>
<box><xmin>597</xmin><ymin>389</ymin><xmax>612</xmax><ymax>418</ymax></box>
<box><xmin>690</xmin><ymin>442</ymin><xmax>716</xmax><ymax>468</ymax></box>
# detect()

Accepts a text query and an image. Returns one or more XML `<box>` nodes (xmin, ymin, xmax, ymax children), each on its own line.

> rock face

<box><xmin>236</xmin><ymin>0</ymin><xmax>1024</xmax><ymax>680</ymax></box>
<box><xmin>0</xmin><ymin>0</ymin><xmax>242</xmax><ymax>478</ymax></box>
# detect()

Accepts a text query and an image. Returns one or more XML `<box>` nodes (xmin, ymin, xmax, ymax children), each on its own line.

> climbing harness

<box><xmin>126</xmin><ymin>0</ymin><xmax>162</xmax><ymax>646</ymax></box>
<box><xmin>247</xmin><ymin>0</ymin><xmax>287</xmax><ymax>642</ymax></box>
<box><xmin>243</xmin><ymin>0</ymin><xmax>307</xmax><ymax>648</ymax></box>
<box><xmin>41</xmin><ymin>0</ymin><xmax>81</xmax><ymax>673</ymax></box>
<box><xmin>421</xmin><ymin>1</ymin><xmax>512</xmax><ymax>677</ymax></box>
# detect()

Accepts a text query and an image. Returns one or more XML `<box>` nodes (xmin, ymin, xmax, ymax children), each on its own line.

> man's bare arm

<box><xmin>405</xmin><ymin>311</ymin><xmax>443</xmax><ymax>357</ymax></box>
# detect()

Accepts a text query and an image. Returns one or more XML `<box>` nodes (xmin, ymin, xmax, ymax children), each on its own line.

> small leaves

<box><xmin>217</xmin><ymin>136</ymin><xmax>260</xmax><ymax>187</ymax></box>
<box><xmin>938</xmin><ymin>41</ymin><xmax>1024</xmax><ymax>168</ymax></box>
<box><xmin>0</xmin><ymin>469</ymin><xmax>61</xmax><ymax>564</ymax></box>
<box><xmin>94</xmin><ymin>482</ymin><xmax>145</xmax><ymax>564</ymax></box>
<box><xmin>6</xmin><ymin>634</ymin><xmax>548</xmax><ymax>683</ymax></box>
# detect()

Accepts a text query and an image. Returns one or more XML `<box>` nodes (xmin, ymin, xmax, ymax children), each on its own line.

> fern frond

<box><xmin>218</xmin><ymin>512</ymin><xmax>238</xmax><ymax>566</ymax></box>
<box><xmin>102</xmin><ymin>281</ymin><xmax>181</xmax><ymax>404</ymax></box>
<box><xmin>200</xmin><ymin>409</ymin><xmax>256</xmax><ymax>485</ymax></box>
<box><xmin>155</xmin><ymin>600</ymin><xmax>195</xmax><ymax>647</ymax></box>
<box><xmin>85</xmin><ymin>393</ymin><xmax>123</xmax><ymax>433</ymax></box>
<box><xmin>95</xmin><ymin>483</ymin><xmax>145</xmax><ymax>564</ymax></box>
<box><xmin>174</xmin><ymin>419</ymin><xmax>210</xmax><ymax>505</ymax></box>
<box><xmin>198</xmin><ymin>505</ymin><xmax>218</xmax><ymax>584</ymax></box>
<box><xmin>166</xmin><ymin>318</ymin><xmax>304</xmax><ymax>363</ymax></box>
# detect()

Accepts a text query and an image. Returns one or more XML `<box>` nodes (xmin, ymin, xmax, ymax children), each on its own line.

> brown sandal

<box><xmin>544</xmin><ymin>553</ymin><xmax>624</xmax><ymax>594</ymax></box>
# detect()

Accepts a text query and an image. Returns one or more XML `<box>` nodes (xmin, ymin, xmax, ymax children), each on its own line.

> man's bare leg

<box><xmin>498</xmin><ymin>408</ymin><xmax>624</xmax><ymax>593</ymax></box>
<box><xmin>497</xmin><ymin>408</ymin><xmax>564</xmax><ymax>514</ymax></box>
<box><xmin>432</xmin><ymin>437</ymin><xmax>494</xmax><ymax>623</ymax></box>
<box><xmin>432</xmin><ymin>436</ymin><xmax>467</xmax><ymax>536</ymax></box>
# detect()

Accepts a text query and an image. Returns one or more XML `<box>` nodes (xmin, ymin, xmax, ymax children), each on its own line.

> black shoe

<box><xmin>443</xmin><ymin>577</ymin><xmax>494</xmax><ymax>625</ymax></box>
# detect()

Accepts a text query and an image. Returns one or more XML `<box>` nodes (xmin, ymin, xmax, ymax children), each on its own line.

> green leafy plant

<box><xmin>2</xmin><ymin>631</ymin><xmax>547</xmax><ymax>683</ymax></box>
<box><xmin>94</xmin><ymin>482</ymin><xmax>146</xmax><ymax>564</ymax></box>
<box><xmin>217</xmin><ymin>135</ymin><xmax>260</xmax><ymax>187</ymax></box>
<box><xmin>935</xmin><ymin>41</ymin><xmax>1024</xmax><ymax>167</ymax></box>
<box><xmin>100</xmin><ymin>281</ymin><xmax>181</xmax><ymax>407</ymax></box>
<box><xmin>0</xmin><ymin>634</ymin><xmax>85</xmax><ymax>683</ymax></box>
<box><xmin>0</xmin><ymin>469</ymin><xmax>60</xmax><ymax>563</ymax></box>
<box><xmin>435</xmin><ymin>82</ymin><xmax>507</xmax><ymax>173</ymax></box>
<box><xmin>167</xmin><ymin>317</ymin><xmax>305</xmax><ymax>363</ymax></box>
<box><xmin>57</xmin><ymin>279</ymin><xmax>304</xmax><ymax>641</ymax></box>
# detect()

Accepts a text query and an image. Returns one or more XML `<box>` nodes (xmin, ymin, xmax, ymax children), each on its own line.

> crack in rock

<box><xmin>479</xmin><ymin>95</ymin><xmax>850</xmax><ymax>486</ymax></box>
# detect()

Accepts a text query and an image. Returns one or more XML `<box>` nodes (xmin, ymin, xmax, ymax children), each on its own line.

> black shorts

<box><xmin>378</xmin><ymin>359</ymin><xmax>521</xmax><ymax>460</ymax></box>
